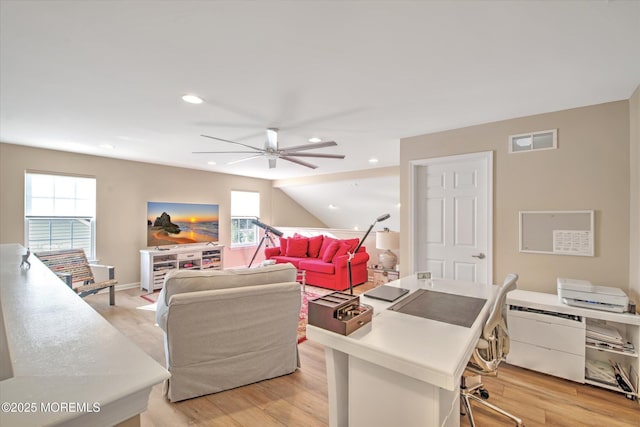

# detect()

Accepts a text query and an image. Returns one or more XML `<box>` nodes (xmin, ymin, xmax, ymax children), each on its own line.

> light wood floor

<box><xmin>84</xmin><ymin>285</ymin><xmax>640</xmax><ymax>427</ymax></box>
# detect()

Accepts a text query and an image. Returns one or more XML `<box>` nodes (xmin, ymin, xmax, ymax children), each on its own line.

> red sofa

<box><xmin>264</xmin><ymin>234</ymin><xmax>370</xmax><ymax>291</ymax></box>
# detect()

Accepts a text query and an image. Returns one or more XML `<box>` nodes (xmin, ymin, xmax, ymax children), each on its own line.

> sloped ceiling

<box><xmin>278</xmin><ymin>174</ymin><xmax>401</xmax><ymax>232</ymax></box>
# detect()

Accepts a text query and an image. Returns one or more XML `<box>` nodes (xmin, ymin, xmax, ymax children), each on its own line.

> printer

<box><xmin>557</xmin><ymin>278</ymin><xmax>629</xmax><ymax>313</ymax></box>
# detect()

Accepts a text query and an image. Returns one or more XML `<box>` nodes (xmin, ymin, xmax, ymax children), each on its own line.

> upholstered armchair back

<box><xmin>154</xmin><ymin>263</ymin><xmax>302</xmax><ymax>402</ymax></box>
<box><xmin>156</xmin><ymin>263</ymin><xmax>297</xmax><ymax>329</ymax></box>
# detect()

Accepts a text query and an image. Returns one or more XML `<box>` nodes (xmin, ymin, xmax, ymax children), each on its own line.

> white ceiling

<box><xmin>1</xmin><ymin>1</ymin><xmax>639</xmax><ymax>230</ymax></box>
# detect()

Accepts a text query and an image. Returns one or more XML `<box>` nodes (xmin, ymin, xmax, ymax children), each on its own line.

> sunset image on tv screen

<box><xmin>147</xmin><ymin>202</ymin><xmax>219</xmax><ymax>247</ymax></box>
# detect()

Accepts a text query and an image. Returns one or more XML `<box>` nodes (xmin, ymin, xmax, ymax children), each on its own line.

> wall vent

<box><xmin>509</xmin><ymin>129</ymin><xmax>557</xmax><ymax>153</ymax></box>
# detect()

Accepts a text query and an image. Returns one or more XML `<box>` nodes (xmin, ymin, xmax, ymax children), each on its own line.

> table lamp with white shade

<box><xmin>376</xmin><ymin>228</ymin><xmax>400</xmax><ymax>270</ymax></box>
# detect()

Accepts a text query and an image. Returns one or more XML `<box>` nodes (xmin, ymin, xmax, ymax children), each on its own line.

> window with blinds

<box><xmin>25</xmin><ymin>172</ymin><xmax>96</xmax><ymax>259</ymax></box>
<box><xmin>230</xmin><ymin>191</ymin><xmax>259</xmax><ymax>247</ymax></box>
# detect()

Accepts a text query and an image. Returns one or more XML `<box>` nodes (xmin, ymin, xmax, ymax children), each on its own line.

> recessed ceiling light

<box><xmin>309</xmin><ymin>137</ymin><xmax>322</xmax><ymax>143</ymax></box>
<box><xmin>369</xmin><ymin>158</ymin><xmax>379</xmax><ymax>163</ymax></box>
<box><xmin>328</xmin><ymin>204</ymin><xmax>338</xmax><ymax>210</ymax></box>
<box><xmin>99</xmin><ymin>144</ymin><xmax>114</xmax><ymax>149</ymax></box>
<box><xmin>182</xmin><ymin>94</ymin><xmax>205</xmax><ymax>104</ymax></box>
<box><xmin>207</xmin><ymin>161</ymin><xmax>217</xmax><ymax>165</ymax></box>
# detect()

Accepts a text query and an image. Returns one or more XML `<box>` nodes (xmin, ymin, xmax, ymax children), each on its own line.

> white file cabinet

<box><xmin>508</xmin><ymin>305</ymin><xmax>585</xmax><ymax>382</ymax></box>
<box><xmin>507</xmin><ymin>289</ymin><xmax>639</xmax><ymax>399</ymax></box>
<box><xmin>140</xmin><ymin>244</ymin><xmax>223</xmax><ymax>292</ymax></box>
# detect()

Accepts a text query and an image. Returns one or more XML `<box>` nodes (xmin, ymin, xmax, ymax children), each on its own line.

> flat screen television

<box><xmin>147</xmin><ymin>201</ymin><xmax>219</xmax><ymax>247</ymax></box>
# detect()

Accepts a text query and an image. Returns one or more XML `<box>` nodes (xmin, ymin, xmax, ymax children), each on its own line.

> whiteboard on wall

<box><xmin>519</xmin><ymin>210</ymin><xmax>594</xmax><ymax>256</ymax></box>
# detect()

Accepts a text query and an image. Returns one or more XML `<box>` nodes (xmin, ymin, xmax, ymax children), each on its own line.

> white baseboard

<box><xmin>90</xmin><ymin>282</ymin><xmax>140</xmax><ymax>294</ymax></box>
<box><xmin>116</xmin><ymin>282</ymin><xmax>141</xmax><ymax>291</ymax></box>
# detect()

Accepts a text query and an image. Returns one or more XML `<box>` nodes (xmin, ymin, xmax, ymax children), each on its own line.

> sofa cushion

<box><xmin>319</xmin><ymin>236</ymin><xmax>338</xmax><ymax>258</ymax></box>
<box><xmin>265</xmin><ymin>246</ymin><xmax>281</xmax><ymax>258</ymax></box>
<box><xmin>270</xmin><ymin>256</ymin><xmax>303</xmax><ymax>268</ymax></box>
<box><xmin>299</xmin><ymin>258</ymin><xmax>335</xmax><ymax>274</ymax></box>
<box><xmin>322</xmin><ymin>241</ymin><xmax>341</xmax><ymax>262</ymax></box>
<box><xmin>307</xmin><ymin>235</ymin><xmax>324</xmax><ymax>258</ymax></box>
<box><xmin>343</xmin><ymin>238</ymin><xmax>360</xmax><ymax>252</ymax></box>
<box><xmin>279</xmin><ymin>237</ymin><xmax>288</xmax><ymax>254</ymax></box>
<box><xmin>286</xmin><ymin>237</ymin><xmax>309</xmax><ymax>257</ymax></box>
<box><xmin>333</xmin><ymin>241</ymin><xmax>352</xmax><ymax>262</ymax></box>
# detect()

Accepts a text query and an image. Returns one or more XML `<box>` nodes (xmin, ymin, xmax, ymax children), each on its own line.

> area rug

<box><xmin>140</xmin><ymin>290</ymin><xmax>160</xmax><ymax>304</ymax></box>
<box><xmin>137</xmin><ymin>291</ymin><xmax>159</xmax><ymax>312</ymax></box>
<box><xmin>298</xmin><ymin>291</ymin><xmax>321</xmax><ymax>344</ymax></box>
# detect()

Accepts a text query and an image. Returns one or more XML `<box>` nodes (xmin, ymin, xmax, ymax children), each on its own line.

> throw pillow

<box><xmin>343</xmin><ymin>238</ymin><xmax>360</xmax><ymax>252</ymax></box>
<box><xmin>321</xmin><ymin>241</ymin><xmax>340</xmax><ymax>263</ymax></box>
<box><xmin>319</xmin><ymin>236</ymin><xmax>338</xmax><ymax>258</ymax></box>
<box><xmin>279</xmin><ymin>237</ymin><xmax>288</xmax><ymax>255</ymax></box>
<box><xmin>307</xmin><ymin>235</ymin><xmax>324</xmax><ymax>258</ymax></box>
<box><xmin>287</xmin><ymin>237</ymin><xmax>309</xmax><ymax>257</ymax></box>
<box><xmin>332</xmin><ymin>241</ymin><xmax>352</xmax><ymax>262</ymax></box>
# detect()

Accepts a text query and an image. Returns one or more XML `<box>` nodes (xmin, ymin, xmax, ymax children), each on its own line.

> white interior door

<box><xmin>411</xmin><ymin>152</ymin><xmax>493</xmax><ymax>284</ymax></box>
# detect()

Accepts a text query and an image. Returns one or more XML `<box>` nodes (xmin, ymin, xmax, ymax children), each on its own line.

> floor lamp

<box><xmin>348</xmin><ymin>213</ymin><xmax>390</xmax><ymax>295</ymax></box>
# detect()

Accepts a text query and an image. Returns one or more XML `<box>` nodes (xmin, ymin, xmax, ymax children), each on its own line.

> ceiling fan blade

<box><xmin>201</xmin><ymin>134</ymin><xmax>263</xmax><ymax>151</ymax></box>
<box><xmin>280</xmin><ymin>156</ymin><xmax>318</xmax><ymax>169</ymax></box>
<box><xmin>279</xmin><ymin>152</ymin><xmax>345</xmax><ymax>159</ymax></box>
<box><xmin>192</xmin><ymin>150</ymin><xmax>262</xmax><ymax>154</ymax></box>
<box><xmin>268</xmin><ymin>158</ymin><xmax>277</xmax><ymax>169</ymax></box>
<box><xmin>281</xmin><ymin>141</ymin><xmax>337</xmax><ymax>152</ymax></box>
<box><xmin>266</xmin><ymin>128</ymin><xmax>278</xmax><ymax>151</ymax></box>
<box><xmin>227</xmin><ymin>154</ymin><xmax>264</xmax><ymax>165</ymax></box>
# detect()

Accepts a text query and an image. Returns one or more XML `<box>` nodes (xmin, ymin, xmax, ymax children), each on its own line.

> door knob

<box><xmin>472</xmin><ymin>253</ymin><xmax>486</xmax><ymax>259</ymax></box>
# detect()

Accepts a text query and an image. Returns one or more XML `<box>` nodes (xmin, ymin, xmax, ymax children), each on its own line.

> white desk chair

<box><xmin>460</xmin><ymin>273</ymin><xmax>524</xmax><ymax>427</ymax></box>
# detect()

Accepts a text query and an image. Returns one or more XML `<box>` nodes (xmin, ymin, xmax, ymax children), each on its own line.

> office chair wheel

<box><xmin>479</xmin><ymin>388</ymin><xmax>489</xmax><ymax>399</ymax></box>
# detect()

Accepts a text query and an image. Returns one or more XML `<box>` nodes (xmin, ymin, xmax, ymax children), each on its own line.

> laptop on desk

<box><xmin>364</xmin><ymin>285</ymin><xmax>410</xmax><ymax>302</ymax></box>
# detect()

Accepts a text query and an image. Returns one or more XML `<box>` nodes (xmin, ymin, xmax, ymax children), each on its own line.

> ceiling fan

<box><xmin>193</xmin><ymin>128</ymin><xmax>345</xmax><ymax>169</ymax></box>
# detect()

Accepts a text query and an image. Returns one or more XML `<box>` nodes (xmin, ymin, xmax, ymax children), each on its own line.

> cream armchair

<box><xmin>155</xmin><ymin>263</ymin><xmax>301</xmax><ymax>402</ymax></box>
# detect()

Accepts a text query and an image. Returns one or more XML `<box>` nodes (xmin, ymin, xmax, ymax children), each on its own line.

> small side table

<box><xmin>372</xmin><ymin>268</ymin><xmax>399</xmax><ymax>286</ymax></box>
<box><xmin>297</xmin><ymin>269</ymin><xmax>306</xmax><ymax>293</ymax></box>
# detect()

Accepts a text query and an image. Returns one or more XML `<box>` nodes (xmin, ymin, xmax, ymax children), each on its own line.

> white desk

<box><xmin>307</xmin><ymin>276</ymin><xmax>498</xmax><ymax>427</ymax></box>
<box><xmin>0</xmin><ymin>244</ymin><xmax>170</xmax><ymax>426</ymax></box>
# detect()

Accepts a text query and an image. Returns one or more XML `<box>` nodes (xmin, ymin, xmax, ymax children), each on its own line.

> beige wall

<box><xmin>400</xmin><ymin>101</ymin><xmax>631</xmax><ymax>294</ymax></box>
<box><xmin>630</xmin><ymin>86</ymin><xmax>640</xmax><ymax>303</ymax></box>
<box><xmin>0</xmin><ymin>143</ymin><xmax>323</xmax><ymax>285</ymax></box>
<box><xmin>272</xmin><ymin>188</ymin><xmax>326</xmax><ymax>228</ymax></box>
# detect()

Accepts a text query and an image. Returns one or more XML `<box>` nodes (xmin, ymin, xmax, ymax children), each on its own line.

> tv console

<box><xmin>140</xmin><ymin>244</ymin><xmax>224</xmax><ymax>292</ymax></box>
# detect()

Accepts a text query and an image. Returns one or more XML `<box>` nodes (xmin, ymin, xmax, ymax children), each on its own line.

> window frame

<box><xmin>24</xmin><ymin>172</ymin><xmax>97</xmax><ymax>260</ymax></box>
<box><xmin>230</xmin><ymin>216</ymin><xmax>259</xmax><ymax>248</ymax></box>
<box><xmin>230</xmin><ymin>190</ymin><xmax>260</xmax><ymax>248</ymax></box>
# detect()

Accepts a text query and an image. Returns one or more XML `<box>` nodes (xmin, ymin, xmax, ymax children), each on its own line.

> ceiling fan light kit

<box><xmin>194</xmin><ymin>128</ymin><xmax>345</xmax><ymax>169</ymax></box>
